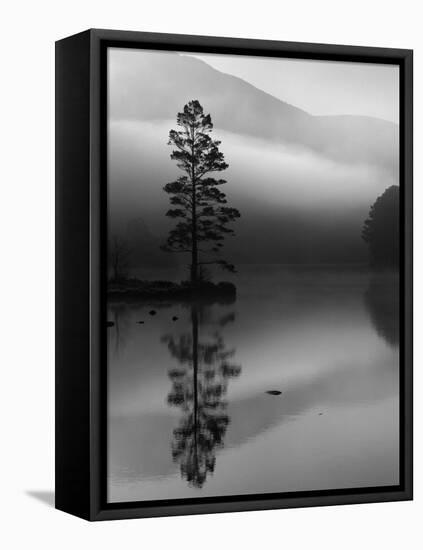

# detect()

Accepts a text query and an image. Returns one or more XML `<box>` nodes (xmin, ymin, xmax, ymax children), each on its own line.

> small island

<box><xmin>108</xmin><ymin>278</ymin><xmax>236</xmax><ymax>302</ymax></box>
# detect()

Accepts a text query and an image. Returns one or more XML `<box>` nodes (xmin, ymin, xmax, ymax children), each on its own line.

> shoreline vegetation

<box><xmin>106</xmin><ymin>265</ymin><xmax>398</xmax><ymax>304</ymax></box>
<box><xmin>107</xmin><ymin>278</ymin><xmax>236</xmax><ymax>302</ymax></box>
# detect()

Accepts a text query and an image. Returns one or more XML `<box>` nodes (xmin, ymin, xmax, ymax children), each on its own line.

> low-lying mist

<box><xmin>108</xmin><ymin>119</ymin><xmax>398</xmax><ymax>265</ymax></box>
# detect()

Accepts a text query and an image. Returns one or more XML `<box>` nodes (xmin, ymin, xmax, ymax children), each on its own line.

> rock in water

<box><xmin>137</xmin><ymin>321</ymin><xmax>145</xmax><ymax>324</ymax></box>
<box><xmin>172</xmin><ymin>316</ymin><xmax>178</xmax><ymax>321</ymax></box>
<box><xmin>266</xmin><ymin>390</ymin><xmax>282</xmax><ymax>396</ymax></box>
<box><xmin>107</xmin><ymin>321</ymin><xmax>115</xmax><ymax>327</ymax></box>
<box><xmin>149</xmin><ymin>310</ymin><xmax>157</xmax><ymax>316</ymax></box>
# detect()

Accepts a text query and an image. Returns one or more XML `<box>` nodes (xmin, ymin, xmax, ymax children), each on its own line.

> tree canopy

<box><xmin>163</xmin><ymin>100</ymin><xmax>240</xmax><ymax>283</ymax></box>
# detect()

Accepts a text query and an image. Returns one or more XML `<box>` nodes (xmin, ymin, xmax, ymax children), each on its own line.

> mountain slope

<box><xmin>109</xmin><ymin>49</ymin><xmax>398</xmax><ymax>174</ymax></box>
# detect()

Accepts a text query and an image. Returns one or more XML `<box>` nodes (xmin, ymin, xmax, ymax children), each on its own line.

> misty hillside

<box><xmin>108</xmin><ymin>49</ymin><xmax>399</xmax><ymax>266</ymax></box>
<box><xmin>110</xmin><ymin>50</ymin><xmax>398</xmax><ymax>175</ymax></box>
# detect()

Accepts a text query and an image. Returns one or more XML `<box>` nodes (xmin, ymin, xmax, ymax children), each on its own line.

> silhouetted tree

<box><xmin>109</xmin><ymin>234</ymin><xmax>131</xmax><ymax>281</ymax></box>
<box><xmin>362</xmin><ymin>185</ymin><xmax>399</xmax><ymax>267</ymax></box>
<box><xmin>163</xmin><ymin>100</ymin><xmax>240</xmax><ymax>284</ymax></box>
<box><xmin>163</xmin><ymin>305</ymin><xmax>241</xmax><ymax>487</ymax></box>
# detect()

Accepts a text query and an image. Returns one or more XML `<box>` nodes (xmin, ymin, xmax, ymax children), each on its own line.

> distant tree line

<box><xmin>362</xmin><ymin>185</ymin><xmax>399</xmax><ymax>267</ymax></box>
<box><xmin>109</xmin><ymin>234</ymin><xmax>131</xmax><ymax>282</ymax></box>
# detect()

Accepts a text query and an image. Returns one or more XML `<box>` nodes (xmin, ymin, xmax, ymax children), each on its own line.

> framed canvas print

<box><xmin>55</xmin><ymin>29</ymin><xmax>413</xmax><ymax>521</ymax></box>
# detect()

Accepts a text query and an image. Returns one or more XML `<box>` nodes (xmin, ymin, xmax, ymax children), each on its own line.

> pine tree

<box><xmin>163</xmin><ymin>100</ymin><xmax>240</xmax><ymax>284</ymax></box>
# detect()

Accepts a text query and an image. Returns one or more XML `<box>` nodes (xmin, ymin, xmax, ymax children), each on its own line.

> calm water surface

<box><xmin>107</xmin><ymin>266</ymin><xmax>399</xmax><ymax>502</ymax></box>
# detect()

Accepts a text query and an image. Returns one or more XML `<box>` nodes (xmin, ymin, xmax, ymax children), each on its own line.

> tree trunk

<box><xmin>190</xmin><ymin>132</ymin><xmax>198</xmax><ymax>285</ymax></box>
<box><xmin>191</xmin><ymin>245</ymin><xmax>198</xmax><ymax>284</ymax></box>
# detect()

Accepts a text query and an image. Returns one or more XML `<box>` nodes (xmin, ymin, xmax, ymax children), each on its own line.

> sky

<box><xmin>192</xmin><ymin>54</ymin><xmax>399</xmax><ymax>123</ymax></box>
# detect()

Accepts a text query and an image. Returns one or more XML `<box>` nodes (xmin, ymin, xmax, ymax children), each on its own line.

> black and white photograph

<box><xmin>2</xmin><ymin>0</ymin><xmax>419</xmax><ymax>544</ymax></box>
<box><xmin>106</xmin><ymin>47</ymin><xmax>401</xmax><ymax>503</ymax></box>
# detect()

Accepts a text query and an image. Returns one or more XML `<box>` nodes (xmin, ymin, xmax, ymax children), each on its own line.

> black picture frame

<box><xmin>55</xmin><ymin>28</ymin><xmax>413</xmax><ymax>521</ymax></box>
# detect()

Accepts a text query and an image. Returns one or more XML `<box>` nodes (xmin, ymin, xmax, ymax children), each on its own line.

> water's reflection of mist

<box><xmin>107</xmin><ymin>269</ymin><xmax>400</xmax><ymax>499</ymax></box>
<box><xmin>162</xmin><ymin>303</ymin><xmax>241</xmax><ymax>488</ymax></box>
<box><xmin>364</xmin><ymin>272</ymin><xmax>399</xmax><ymax>348</ymax></box>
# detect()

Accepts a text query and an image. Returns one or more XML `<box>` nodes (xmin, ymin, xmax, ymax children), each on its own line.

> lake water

<box><xmin>107</xmin><ymin>266</ymin><xmax>399</xmax><ymax>503</ymax></box>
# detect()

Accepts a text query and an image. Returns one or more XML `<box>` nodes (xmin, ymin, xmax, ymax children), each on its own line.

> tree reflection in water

<box><xmin>364</xmin><ymin>272</ymin><xmax>399</xmax><ymax>348</ymax></box>
<box><xmin>109</xmin><ymin>303</ymin><xmax>131</xmax><ymax>357</ymax></box>
<box><xmin>162</xmin><ymin>304</ymin><xmax>241</xmax><ymax>488</ymax></box>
